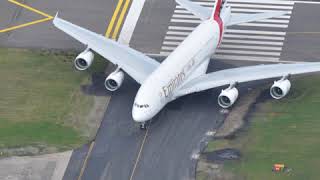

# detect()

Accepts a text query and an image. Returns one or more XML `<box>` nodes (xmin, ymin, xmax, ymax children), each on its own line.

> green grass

<box><xmin>207</xmin><ymin>76</ymin><xmax>320</xmax><ymax>180</ymax></box>
<box><xmin>0</xmin><ymin>48</ymin><xmax>106</xmax><ymax>149</ymax></box>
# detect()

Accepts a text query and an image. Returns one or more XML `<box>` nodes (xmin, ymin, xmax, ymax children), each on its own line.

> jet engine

<box><xmin>218</xmin><ymin>87</ymin><xmax>239</xmax><ymax>108</ymax></box>
<box><xmin>270</xmin><ymin>79</ymin><xmax>291</xmax><ymax>99</ymax></box>
<box><xmin>104</xmin><ymin>70</ymin><xmax>125</xmax><ymax>91</ymax></box>
<box><xmin>74</xmin><ymin>50</ymin><xmax>94</xmax><ymax>71</ymax></box>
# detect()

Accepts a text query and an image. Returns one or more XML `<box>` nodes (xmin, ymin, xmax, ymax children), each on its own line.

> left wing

<box><xmin>53</xmin><ymin>15</ymin><xmax>159</xmax><ymax>84</ymax></box>
<box><xmin>176</xmin><ymin>63</ymin><xmax>320</xmax><ymax>97</ymax></box>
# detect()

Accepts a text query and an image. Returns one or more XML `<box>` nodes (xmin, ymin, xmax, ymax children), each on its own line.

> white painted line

<box><xmin>163</xmin><ymin>41</ymin><xmax>181</xmax><ymax>45</ymax></box>
<box><xmin>177</xmin><ymin>3</ymin><xmax>293</xmax><ymax>10</ymax></box>
<box><xmin>174</xmin><ymin>8</ymin><xmax>292</xmax><ymax>15</ymax></box>
<box><xmin>223</xmin><ymin>34</ymin><xmax>285</xmax><ymax>40</ymax></box>
<box><xmin>172</xmin><ymin>15</ymin><xmax>289</xmax><ymax>24</ymax></box>
<box><xmin>231</xmin><ymin>13</ymin><xmax>291</xmax><ymax>19</ymax></box>
<box><xmin>219</xmin><ymin>44</ymin><xmax>283</xmax><ymax>51</ymax></box>
<box><xmin>164</xmin><ymin>36</ymin><xmax>186</xmax><ymax>41</ymax></box>
<box><xmin>174</xmin><ymin>10</ymin><xmax>193</xmax><ymax>14</ymax></box>
<box><xmin>227</xmin><ymin>0</ymin><xmax>294</xmax><ymax>5</ymax></box>
<box><xmin>167</xmin><ymin>31</ymin><xmax>191</xmax><ymax>36</ymax></box>
<box><xmin>237</xmin><ymin>22</ymin><xmax>289</xmax><ymax>28</ymax></box>
<box><xmin>254</xmin><ymin>19</ymin><xmax>290</xmax><ymax>24</ymax></box>
<box><xmin>171</xmin><ymin>18</ymin><xmax>290</xmax><ymax>25</ymax></box>
<box><xmin>222</xmin><ymin>39</ymin><xmax>283</xmax><ymax>46</ymax></box>
<box><xmin>168</xmin><ymin>26</ymin><xmax>195</xmax><ymax>31</ymax></box>
<box><xmin>223</xmin><ymin>3</ymin><xmax>294</xmax><ymax>9</ymax></box>
<box><xmin>231</xmin><ymin>9</ymin><xmax>291</xmax><ymax>14</ymax></box>
<box><xmin>213</xmin><ymin>54</ymin><xmax>280</xmax><ymax>62</ymax></box>
<box><xmin>173</xmin><ymin>14</ymin><xmax>199</xmax><ymax>19</ymax></box>
<box><xmin>163</xmin><ymin>43</ymin><xmax>284</xmax><ymax>51</ymax></box>
<box><xmin>162</xmin><ymin>46</ymin><xmax>177</xmax><ymax>51</ymax></box>
<box><xmin>226</xmin><ymin>29</ymin><xmax>286</xmax><ymax>35</ymax></box>
<box><xmin>118</xmin><ymin>0</ymin><xmax>146</xmax><ymax>45</ymax></box>
<box><xmin>158</xmin><ymin>53</ymin><xmax>304</xmax><ymax>63</ymax></box>
<box><xmin>215</xmin><ymin>49</ymin><xmax>281</xmax><ymax>56</ymax></box>
<box><xmin>193</xmin><ymin>0</ymin><xmax>294</xmax><ymax>6</ymax></box>
<box><xmin>171</xmin><ymin>19</ymin><xmax>201</xmax><ymax>24</ymax></box>
<box><xmin>160</xmin><ymin>51</ymin><xmax>171</xmax><ymax>56</ymax></box>
<box><xmin>292</xmin><ymin>1</ymin><xmax>320</xmax><ymax>4</ymax></box>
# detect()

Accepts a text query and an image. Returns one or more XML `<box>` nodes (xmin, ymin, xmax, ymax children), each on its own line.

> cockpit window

<box><xmin>134</xmin><ymin>103</ymin><xmax>149</xmax><ymax>108</ymax></box>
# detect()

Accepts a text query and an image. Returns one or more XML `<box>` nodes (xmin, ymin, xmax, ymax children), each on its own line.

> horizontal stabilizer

<box><xmin>226</xmin><ymin>11</ymin><xmax>287</xmax><ymax>26</ymax></box>
<box><xmin>175</xmin><ymin>0</ymin><xmax>211</xmax><ymax>20</ymax></box>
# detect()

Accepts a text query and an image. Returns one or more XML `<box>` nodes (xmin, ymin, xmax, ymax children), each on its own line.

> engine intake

<box><xmin>105</xmin><ymin>70</ymin><xmax>125</xmax><ymax>91</ymax></box>
<box><xmin>218</xmin><ymin>87</ymin><xmax>239</xmax><ymax>108</ymax></box>
<box><xmin>74</xmin><ymin>50</ymin><xmax>94</xmax><ymax>71</ymax></box>
<box><xmin>270</xmin><ymin>79</ymin><xmax>291</xmax><ymax>99</ymax></box>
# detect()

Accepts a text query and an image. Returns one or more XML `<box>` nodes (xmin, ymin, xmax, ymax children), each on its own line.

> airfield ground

<box><xmin>0</xmin><ymin>48</ymin><xmax>107</xmax><ymax>153</ymax></box>
<box><xmin>1</xmin><ymin>0</ymin><xmax>320</xmax><ymax>179</ymax></box>
<box><xmin>202</xmin><ymin>75</ymin><xmax>320</xmax><ymax>180</ymax></box>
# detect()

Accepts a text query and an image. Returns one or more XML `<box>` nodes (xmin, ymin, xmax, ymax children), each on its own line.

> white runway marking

<box><xmin>219</xmin><ymin>44</ymin><xmax>283</xmax><ymax>51</ymax></box>
<box><xmin>118</xmin><ymin>0</ymin><xmax>147</xmax><ymax>45</ymax></box>
<box><xmin>160</xmin><ymin>0</ymin><xmax>298</xmax><ymax>62</ymax></box>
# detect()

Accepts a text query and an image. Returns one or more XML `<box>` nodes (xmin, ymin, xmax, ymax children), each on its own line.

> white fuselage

<box><xmin>132</xmin><ymin>7</ymin><xmax>231</xmax><ymax>122</ymax></box>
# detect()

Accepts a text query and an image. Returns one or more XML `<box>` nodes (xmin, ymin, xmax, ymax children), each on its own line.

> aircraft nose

<box><xmin>132</xmin><ymin>108</ymin><xmax>150</xmax><ymax>122</ymax></box>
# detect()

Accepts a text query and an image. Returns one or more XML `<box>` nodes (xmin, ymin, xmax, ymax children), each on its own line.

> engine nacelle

<box><xmin>74</xmin><ymin>50</ymin><xmax>94</xmax><ymax>71</ymax></box>
<box><xmin>218</xmin><ymin>87</ymin><xmax>239</xmax><ymax>108</ymax></box>
<box><xmin>104</xmin><ymin>70</ymin><xmax>125</xmax><ymax>91</ymax></box>
<box><xmin>270</xmin><ymin>79</ymin><xmax>291</xmax><ymax>99</ymax></box>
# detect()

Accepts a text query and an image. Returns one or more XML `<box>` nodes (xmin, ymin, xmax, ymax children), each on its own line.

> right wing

<box><xmin>176</xmin><ymin>63</ymin><xmax>320</xmax><ymax>97</ymax></box>
<box><xmin>53</xmin><ymin>15</ymin><xmax>159</xmax><ymax>84</ymax></box>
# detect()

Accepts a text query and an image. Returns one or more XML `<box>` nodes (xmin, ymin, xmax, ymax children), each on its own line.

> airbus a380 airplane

<box><xmin>54</xmin><ymin>0</ymin><xmax>320</xmax><ymax>129</ymax></box>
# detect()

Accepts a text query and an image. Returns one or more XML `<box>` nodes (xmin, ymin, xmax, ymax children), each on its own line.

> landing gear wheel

<box><xmin>139</xmin><ymin>122</ymin><xmax>147</xmax><ymax>130</ymax></box>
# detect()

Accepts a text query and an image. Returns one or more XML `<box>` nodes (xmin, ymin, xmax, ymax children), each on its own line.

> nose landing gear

<box><xmin>139</xmin><ymin>122</ymin><xmax>147</xmax><ymax>130</ymax></box>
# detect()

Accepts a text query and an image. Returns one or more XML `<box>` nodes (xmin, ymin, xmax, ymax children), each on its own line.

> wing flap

<box><xmin>226</xmin><ymin>11</ymin><xmax>287</xmax><ymax>26</ymax></box>
<box><xmin>53</xmin><ymin>16</ymin><xmax>159</xmax><ymax>84</ymax></box>
<box><xmin>176</xmin><ymin>63</ymin><xmax>320</xmax><ymax>97</ymax></box>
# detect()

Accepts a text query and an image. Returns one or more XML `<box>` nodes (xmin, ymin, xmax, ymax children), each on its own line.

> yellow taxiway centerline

<box><xmin>0</xmin><ymin>17</ymin><xmax>52</xmax><ymax>33</ymax></box>
<box><xmin>0</xmin><ymin>0</ymin><xmax>53</xmax><ymax>33</ymax></box>
<box><xmin>8</xmin><ymin>0</ymin><xmax>53</xmax><ymax>18</ymax></box>
<box><xmin>105</xmin><ymin>0</ymin><xmax>125</xmax><ymax>38</ymax></box>
<box><xmin>112</xmin><ymin>0</ymin><xmax>132</xmax><ymax>40</ymax></box>
<box><xmin>129</xmin><ymin>128</ymin><xmax>149</xmax><ymax>180</ymax></box>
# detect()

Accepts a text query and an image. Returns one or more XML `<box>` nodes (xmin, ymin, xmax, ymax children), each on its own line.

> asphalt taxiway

<box><xmin>0</xmin><ymin>0</ymin><xmax>118</xmax><ymax>49</ymax></box>
<box><xmin>1</xmin><ymin>0</ymin><xmax>320</xmax><ymax>180</ymax></box>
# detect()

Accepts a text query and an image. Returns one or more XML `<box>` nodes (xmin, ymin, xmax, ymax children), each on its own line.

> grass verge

<box><xmin>0</xmin><ymin>48</ymin><xmax>106</xmax><ymax>150</ymax></box>
<box><xmin>206</xmin><ymin>75</ymin><xmax>320</xmax><ymax>180</ymax></box>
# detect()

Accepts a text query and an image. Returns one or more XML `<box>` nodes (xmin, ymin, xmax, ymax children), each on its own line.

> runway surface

<box><xmin>1</xmin><ymin>0</ymin><xmax>320</xmax><ymax>180</ymax></box>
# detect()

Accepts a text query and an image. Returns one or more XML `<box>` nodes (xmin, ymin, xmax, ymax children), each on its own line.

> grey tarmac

<box><xmin>1</xmin><ymin>0</ymin><xmax>320</xmax><ymax>180</ymax></box>
<box><xmin>0</xmin><ymin>0</ymin><xmax>118</xmax><ymax>49</ymax></box>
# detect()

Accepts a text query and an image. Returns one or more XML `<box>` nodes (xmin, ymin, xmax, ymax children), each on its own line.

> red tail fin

<box><xmin>212</xmin><ymin>0</ymin><xmax>223</xmax><ymax>18</ymax></box>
